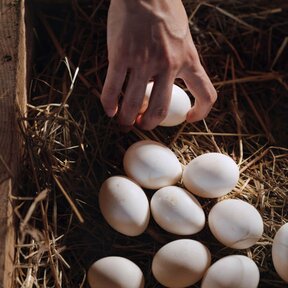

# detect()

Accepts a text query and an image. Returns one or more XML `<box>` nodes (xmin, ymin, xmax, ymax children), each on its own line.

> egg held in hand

<box><xmin>123</xmin><ymin>140</ymin><xmax>182</xmax><ymax>189</ymax></box>
<box><xmin>142</xmin><ymin>82</ymin><xmax>191</xmax><ymax>127</ymax></box>
<box><xmin>183</xmin><ymin>152</ymin><xmax>239</xmax><ymax>198</ymax></box>
<box><xmin>88</xmin><ymin>256</ymin><xmax>145</xmax><ymax>288</ymax></box>
<box><xmin>99</xmin><ymin>176</ymin><xmax>150</xmax><ymax>236</ymax></box>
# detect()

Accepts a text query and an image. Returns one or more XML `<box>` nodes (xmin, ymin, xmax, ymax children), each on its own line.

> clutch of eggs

<box><xmin>141</xmin><ymin>82</ymin><xmax>191</xmax><ymax>127</ymax></box>
<box><xmin>95</xmin><ymin>140</ymin><xmax>266</xmax><ymax>287</ymax></box>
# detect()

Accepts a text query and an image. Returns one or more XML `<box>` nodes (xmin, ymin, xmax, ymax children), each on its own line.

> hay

<box><xmin>13</xmin><ymin>0</ymin><xmax>287</xmax><ymax>287</ymax></box>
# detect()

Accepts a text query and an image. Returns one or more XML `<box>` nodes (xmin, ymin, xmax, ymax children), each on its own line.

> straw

<box><xmin>13</xmin><ymin>1</ymin><xmax>287</xmax><ymax>287</ymax></box>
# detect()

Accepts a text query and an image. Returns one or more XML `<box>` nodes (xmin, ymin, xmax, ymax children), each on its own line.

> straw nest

<box><xmin>14</xmin><ymin>0</ymin><xmax>287</xmax><ymax>287</ymax></box>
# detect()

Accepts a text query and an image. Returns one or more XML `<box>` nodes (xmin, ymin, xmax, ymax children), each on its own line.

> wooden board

<box><xmin>0</xmin><ymin>0</ymin><xmax>27</xmax><ymax>287</ymax></box>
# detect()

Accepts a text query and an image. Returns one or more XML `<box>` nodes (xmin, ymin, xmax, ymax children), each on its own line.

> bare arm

<box><xmin>101</xmin><ymin>0</ymin><xmax>217</xmax><ymax>130</ymax></box>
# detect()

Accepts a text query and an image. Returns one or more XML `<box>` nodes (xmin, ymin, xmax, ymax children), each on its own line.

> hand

<box><xmin>101</xmin><ymin>0</ymin><xmax>217</xmax><ymax>130</ymax></box>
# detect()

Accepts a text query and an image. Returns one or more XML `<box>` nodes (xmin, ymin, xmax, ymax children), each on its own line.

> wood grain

<box><xmin>0</xmin><ymin>0</ymin><xmax>27</xmax><ymax>286</ymax></box>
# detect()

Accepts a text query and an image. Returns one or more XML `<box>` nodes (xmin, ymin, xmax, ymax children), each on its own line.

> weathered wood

<box><xmin>0</xmin><ymin>0</ymin><xmax>27</xmax><ymax>286</ymax></box>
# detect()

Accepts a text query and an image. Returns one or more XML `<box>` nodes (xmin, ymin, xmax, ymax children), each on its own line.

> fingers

<box><xmin>137</xmin><ymin>73</ymin><xmax>174</xmax><ymax>130</ymax></box>
<box><xmin>182</xmin><ymin>64</ymin><xmax>217</xmax><ymax>123</ymax></box>
<box><xmin>118</xmin><ymin>71</ymin><xmax>149</xmax><ymax>126</ymax></box>
<box><xmin>101</xmin><ymin>61</ymin><xmax>216</xmax><ymax>128</ymax></box>
<box><xmin>101</xmin><ymin>62</ymin><xmax>127</xmax><ymax>117</ymax></box>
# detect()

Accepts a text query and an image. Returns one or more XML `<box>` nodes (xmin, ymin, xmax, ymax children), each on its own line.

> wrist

<box><xmin>110</xmin><ymin>0</ymin><xmax>141</xmax><ymax>11</ymax></box>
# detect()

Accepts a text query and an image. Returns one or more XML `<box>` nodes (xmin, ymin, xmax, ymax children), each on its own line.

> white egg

<box><xmin>123</xmin><ymin>140</ymin><xmax>182</xmax><ymax>189</ymax></box>
<box><xmin>143</xmin><ymin>82</ymin><xmax>191</xmax><ymax>127</ymax></box>
<box><xmin>183</xmin><ymin>152</ymin><xmax>239</xmax><ymax>198</ymax></box>
<box><xmin>151</xmin><ymin>186</ymin><xmax>205</xmax><ymax>235</ymax></box>
<box><xmin>152</xmin><ymin>239</ymin><xmax>211</xmax><ymax>287</ymax></box>
<box><xmin>201</xmin><ymin>255</ymin><xmax>260</xmax><ymax>288</ymax></box>
<box><xmin>99</xmin><ymin>176</ymin><xmax>150</xmax><ymax>236</ymax></box>
<box><xmin>272</xmin><ymin>223</ymin><xmax>288</xmax><ymax>283</ymax></box>
<box><xmin>88</xmin><ymin>256</ymin><xmax>144</xmax><ymax>288</ymax></box>
<box><xmin>208</xmin><ymin>199</ymin><xmax>263</xmax><ymax>249</ymax></box>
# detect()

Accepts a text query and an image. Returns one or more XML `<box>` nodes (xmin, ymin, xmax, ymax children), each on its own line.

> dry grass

<box><xmin>13</xmin><ymin>0</ymin><xmax>288</xmax><ymax>287</ymax></box>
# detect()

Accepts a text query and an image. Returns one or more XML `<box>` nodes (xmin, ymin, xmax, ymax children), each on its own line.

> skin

<box><xmin>101</xmin><ymin>0</ymin><xmax>217</xmax><ymax>130</ymax></box>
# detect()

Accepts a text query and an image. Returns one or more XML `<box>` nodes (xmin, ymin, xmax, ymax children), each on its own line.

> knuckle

<box><xmin>134</xmin><ymin>55</ymin><xmax>143</xmax><ymax>65</ymax></box>
<box><xmin>189</xmin><ymin>63</ymin><xmax>204</xmax><ymax>75</ymax></box>
<box><xmin>187</xmin><ymin>50</ymin><xmax>200</xmax><ymax>65</ymax></box>
<box><xmin>126</xmin><ymin>99</ymin><xmax>142</xmax><ymax>110</ymax></box>
<box><xmin>162</xmin><ymin>53</ymin><xmax>180</xmax><ymax>71</ymax></box>
<box><xmin>204</xmin><ymin>87</ymin><xmax>218</xmax><ymax>105</ymax></box>
<box><xmin>151</xmin><ymin>107</ymin><xmax>168</xmax><ymax>120</ymax></box>
<box><xmin>203</xmin><ymin>110</ymin><xmax>210</xmax><ymax>119</ymax></box>
<box><xmin>134</xmin><ymin>53</ymin><xmax>149</xmax><ymax>65</ymax></box>
<box><xmin>185</xmin><ymin>53</ymin><xmax>202</xmax><ymax>73</ymax></box>
<box><xmin>210</xmin><ymin>87</ymin><xmax>218</xmax><ymax>103</ymax></box>
<box><xmin>168</xmin><ymin>59</ymin><xmax>179</xmax><ymax>71</ymax></box>
<box><xmin>139</xmin><ymin>106</ymin><xmax>169</xmax><ymax>130</ymax></box>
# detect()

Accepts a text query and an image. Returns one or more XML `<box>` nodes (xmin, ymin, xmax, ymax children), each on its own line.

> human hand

<box><xmin>101</xmin><ymin>0</ymin><xmax>217</xmax><ymax>130</ymax></box>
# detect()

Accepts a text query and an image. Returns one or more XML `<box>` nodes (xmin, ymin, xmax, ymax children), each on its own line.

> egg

<box><xmin>272</xmin><ymin>223</ymin><xmax>288</xmax><ymax>283</ymax></box>
<box><xmin>99</xmin><ymin>176</ymin><xmax>150</xmax><ymax>236</ymax></box>
<box><xmin>123</xmin><ymin>140</ymin><xmax>182</xmax><ymax>189</ymax></box>
<box><xmin>143</xmin><ymin>82</ymin><xmax>191</xmax><ymax>126</ymax></box>
<box><xmin>201</xmin><ymin>255</ymin><xmax>260</xmax><ymax>288</ymax></box>
<box><xmin>152</xmin><ymin>239</ymin><xmax>211</xmax><ymax>287</ymax></box>
<box><xmin>208</xmin><ymin>199</ymin><xmax>263</xmax><ymax>249</ymax></box>
<box><xmin>88</xmin><ymin>256</ymin><xmax>144</xmax><ymax>288</ymax></box>
<box><xmin>150</xmin><ymin>186</ymin><xmax>205</xmax><ymax>235</ymax></box>
<box><xmin>183</xmin><ymin>152</ymin><xmax>239</xmax><ymax>198</ymax></box>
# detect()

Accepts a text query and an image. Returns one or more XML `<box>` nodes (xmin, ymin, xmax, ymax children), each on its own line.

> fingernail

<box><xmin>186</xmin><ymin>109</ymin><xmax>194</xmax><ymax>122</ymax></box>
<box><xmin>135</xmin><ymin>114</ymin><xmax>142</xmax><ymax>126</ymax></box>
<box><xmin>105</xmin><ymin>109</ymin><xmax>116</xmax><ymax>118</ymax></box>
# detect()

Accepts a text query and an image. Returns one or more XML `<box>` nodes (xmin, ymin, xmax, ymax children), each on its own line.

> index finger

<box><xmin>101</xmin><ymin>62</ymin><xmax>127</xmax><ymax>117</ymax></box>
<box><xmin>182</xmin><ymin>65</ymin><xmax>217</xmax><ymax>123</ymax></box>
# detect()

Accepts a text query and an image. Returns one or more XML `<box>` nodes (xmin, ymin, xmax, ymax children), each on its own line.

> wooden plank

<box><xmin>0</xmin><ymin>0</ymin><xmax>27</xmax><ymax>286</ymax></box>
<box><xmin>0</xmin><ymin>179</ymin><xmax>14</xmax><ymax>288</ymax></box>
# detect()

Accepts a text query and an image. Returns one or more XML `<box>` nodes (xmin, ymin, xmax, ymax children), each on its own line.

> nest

<box><xmin>14</xmin><ymin>0</ymin><xmax>287</xmax><ymax>287</ymax></box>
